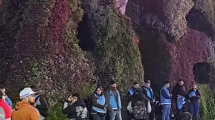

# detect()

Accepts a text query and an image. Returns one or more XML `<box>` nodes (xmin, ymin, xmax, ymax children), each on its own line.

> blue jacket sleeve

<box><xmin>5</xmin><ymin>95</ymin><xmax>13</xmax><ymax>108</ymax></box>
<box><xmin>161</xmin><ymin>89</ymin><xmax>171</xmax><ymax>99</ymax></box>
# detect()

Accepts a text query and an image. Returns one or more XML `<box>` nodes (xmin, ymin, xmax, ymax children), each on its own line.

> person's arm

<box><xmin>91</xmin><ymin>95</ymin><xmax>104</xmax><ymax>109</ymax></box>
<box><xmin>194</xmin><ymin>90</ymin><xmax>201</xmax><ymax>99</ymax></box>
<box><xmin>104</xmin><ymin>90</ymin><xmax>112</xmax><ymax>111</ymax></box>
<box><xmin>62</xmin><ymin>102</ymin><xmax>76</xmax><ymax>114</ymax></box>
<box><xmin>147</xmin><ymin>101</ymin><xmax>151</xmax><ymax>113</ymax></box>
<box><xmin>30</xmin><ymin>109</ymin><xmax>42</xmax><ymax>120</ymax></box>
<box><xmin>161</xmin><ymin>89</ymin><xmax>171</xmax><ymax>99</ymax></box>
<box><xmin>127</xmin><ymin>101</ymin><xmax>133</xmax><ymax>113</ymax></box>
<box><xmin>36</xmin><ymin>96</ymin><xmax>49</xmax><ymax>110</ymax></box>
<box><xmin>5</xmin><ymin>95</ymin><xmax>12</xmax><ymax>108</ymax></box>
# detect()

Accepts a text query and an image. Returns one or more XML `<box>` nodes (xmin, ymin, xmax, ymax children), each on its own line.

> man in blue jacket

<box><xmin>0</xmin><ymin>85</ymin><xmax>12</xmax><ymax>108</ymax></box>
<box><xmin>142</xmin><ymin>80</ymin><xmax>155</xmax><ymax>120</ymax></box>
<box><xmin>128</xmin><ymin>82</ymin><xmax>139</xmax><ymax>97</ymax></box>
<box><xmin>160</xmin><ymin>81</ymin><xmax>172</xmax><ymax>120</ymax></box>
<box><xmin>105</xmin><ymin>81</ymin><xmax>122</xmax><ymax>120</ymax></box>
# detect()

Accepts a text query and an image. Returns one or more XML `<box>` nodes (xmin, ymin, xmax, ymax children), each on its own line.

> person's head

<box><xmin>192</xmin><ymin>83</ymin><xmax>197</xmax><ymax>89</ymax></box>
<box><xmin>145</xmin><ymin>80</ymin><xmax>151</xmax><ymax>88</ymax></box>
<box><xmin>132</xmin><ymin>82</ymin><xmax>139</xmax><ymax>88</ymax></box>
<box><xmin>72</xmin><ymin>93</ymin><xmax>81</xmax><ymax>103</ymax></box>
<box><xmin>95</xmin><ymin>86</ymin><xmax>103</xmax><ymax>95</ymax></box>
<box><xmin>164</xmin><ymin>81</ymin><xmax>170</xmax><ymax>88</ymax></box>
<box><xmin>110</xmin><ymin>81</ymin><xmax>117</xmax><ymax>90</ymax></box>
<box><xmin>0</xmin><ymin>85</ymin><xmax>5</xmax><ymax>95</ymax></box>
<box><xmin>179</xmin><ymin>79</ymin><xmax>184</xmax><ymax>86</ymax></box>
<box><xmin>0</xmin><ymin>91</ymin><xmax>6</xmax><ymax>100</ymax></box>
<box><xmin>19</xmin><ymin>87</ymin><xmax>37</xmax><ymax>105</ymax></box>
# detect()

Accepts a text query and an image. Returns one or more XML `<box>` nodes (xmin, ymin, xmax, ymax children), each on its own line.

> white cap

<box><xmin>19</xmin><ymin>87</ymin><xmax>37</xmax><ymax>99</ymax></box>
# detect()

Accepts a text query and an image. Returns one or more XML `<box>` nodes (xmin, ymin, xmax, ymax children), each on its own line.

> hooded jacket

<box><xmin>0</xmin><ymin>99</ymin><xmax>12</xmax><ymax>119</ymax></box>
<box><xmin>62</xmin><ymin>99</ymin><xmax>88</xmax><ymax>120</ymax></box>
<box><xmin>172</xmin><ymin>83</ymin><xmax>186</xmax><ymax>101</ymax></box>
<box><xmin>11</xmin><ymin>101</ymin><xmax>41</xmax><ymax>120</ymax></box>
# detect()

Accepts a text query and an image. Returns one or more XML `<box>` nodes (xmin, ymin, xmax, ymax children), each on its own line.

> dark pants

<box><xmin>176</xmin><ymin>108</ymin><xmax>182</xmax><ymax>120</ymax></box>
<box><xmin>149</xmin><ymin>102</ymin><xmax>155</xmax><ymax>120</ymax></box>
<box><xmin>190</xmin><ymin>101</ymin><xmax>200</xmax><ymax>120</ymax></box>
<box><xmin>92</xmin><ymin>114</ymin><xmax>106</xmax><ymax>120</ymax></box>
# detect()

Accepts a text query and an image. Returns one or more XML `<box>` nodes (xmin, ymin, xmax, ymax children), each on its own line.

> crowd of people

<box><xmin>0</xmin><ymin>79</ymin><xmax>201</xmax><ymax>120</ymax></box>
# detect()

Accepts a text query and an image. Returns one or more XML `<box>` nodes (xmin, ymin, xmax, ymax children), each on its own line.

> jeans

<box><xmin>92</xmin><ymin>114</ymin><xmax>105</xmax><ymax>120</ymax></box>
<box><xmin>162</xmin><ymin>104</ymin><xmax>171</xmax><ymax>120</ymax></box>
<box><xmin>109</xmin><ymin>110</ymin><xmax>122</xmax><ymax>120</ymax></box>
<box><xmin>190</xmin><ymin>101</ymin><xmax>200</xmax><ymax>120</ymax></box>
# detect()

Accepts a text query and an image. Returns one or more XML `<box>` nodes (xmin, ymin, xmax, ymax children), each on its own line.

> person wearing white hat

<box><xmin>11</xmin><ymin>87</ymin><xmax>41</xmax><ymax>120</ymax></box>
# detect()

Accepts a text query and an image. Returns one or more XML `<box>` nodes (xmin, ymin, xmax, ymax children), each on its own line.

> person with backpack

<box><xmin>160</xmin><ymin>81</ymin><xmax>172</xmax><ymax>120</ymax></box>
<box><xmin>0</xmin><ymin>85</ymin><xmax>12</xmax><ymax>108</ymax></box>
<box><xmin>11</xmin><ymin>87</ymin><xmax>41</xmax><ymax>120</ymax></box>
<box><xmin>188</xmin><ymin>82</ymin><xmax>201</xmax><ymax>120</ymax></box>
<box><xmin>91</xmin><ymin>86</ymin><xmax>107</xmax><ymax>120</ymax></box>
<box><xmin>31</xmin><ymin>85</ymin><xmax>50</xmax><ymax>119</ymax></box>
<box><xmin>142</xmin><ymin>80</ymin><xmax>155</xmax><ymax>120</ymax></box>
<box><xmin>172</xmin><ymin>79</ymin><xmax>186</xmax><ymax>120</ymax></box>
<box><xmin>128</xmin><ymin>82</ymin><xmax>139</xmax><ymax>97</ymax></box>
<box><xmin>62</xmin><ymin>93</ymin><xmax>88</xmax><ymax>120</ymax></box>
<box><xmin>0</xmin><ymin>90</ymin><xmax>12</xmax><ymax>120</ymax></box>
<box><xmin>104</xmin><ymin>81</ymin><xmax>122</xmax><ymax>120</ymax></box>
<box><xmin>127</xmin><ymin>88</ymin><xmax>151</xmax><ymax>120</ymax></box>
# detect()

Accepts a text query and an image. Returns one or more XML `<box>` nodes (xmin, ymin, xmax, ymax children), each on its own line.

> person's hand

<box><xmin>68</xmin><ymin>96</ymin><xmax>73</xmax><ymax>102</ymax></box>
<box><xmin>193</xmin><ymin>94</ymin><xmax>196</xmax><ymax>97</ymax></box>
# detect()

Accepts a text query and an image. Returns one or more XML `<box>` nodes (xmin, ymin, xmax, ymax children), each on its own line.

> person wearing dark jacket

<box><xmin>127</xmin><ymin>88</ymin><xmax>151</xmax><ymax>120</ymax></box>
<box><xmin>172</xmin><ymin>79</ymin><xmax>186</xmax><ymax>120</ymax></box>
<box><xmin>142</xmin><ymin>80</ymin><xmax>155</xmax><ymax>120</ymax></box>
<box><xmin>62</xmin><ymin>93</ymin><xmax>88</xmax><ymax>120</ymax></box>
<box><xmin>91</xmin><ymin>86</ymin><xmax>107</xmax><ymax>120</ymax></box>
<box><xmin>188</xmin><ymin>83</ymin><xmax>201</xmax><ymax>120</ymax></box>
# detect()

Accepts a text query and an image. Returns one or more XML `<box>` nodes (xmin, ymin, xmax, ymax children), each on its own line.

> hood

<box><xmin>74</xmin><ymin>100</ymin><xmax>86</xmax><ymax>107</ymax></box>
<box><xmin>134</xmin><ymin>93</ymin><xmax>145</xmax><ymax>101</ymax></box>
<box><xmin>14</xmin><ymin>101</ymin><xmax>31</xmax><ymax>110</ymax></box>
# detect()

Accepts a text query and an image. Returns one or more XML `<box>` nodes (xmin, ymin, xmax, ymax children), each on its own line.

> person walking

<box><xmin>172</xmin><ymin>79</ymin><xmax>186</xmax><ymax>120</ymax></box>
<box><xmin>0</xmin><ymin>85</ymin><xmax>12</xmax><ymax>108</ymax></box>
<box><xmin>127</xmin><ymin>88</ymin><xmax>151</xmax><ymax>120</ymax></box>
<box><xmin>160</xmin><ymin>81</ymin><xmax>172</xmax><ymax>120</ymax></box>
<box><xmin>62</xmin><ymin>93</ymin><xmax>88</xmax><ymax>120</ymax></box>
<box><xmin>142</xmin><ymin>80</ymin><xmax>155</xmax><ymax>120</ymax></box>
<box><xmin>105</xmin><ymin>81</ymin><xmax>122</xmax><ymax>120</ymax></box>
<box><xmin>91</xmin><ymin>86</ymin><xmax>107</xmax><ymax>120</ymax></box>
<box><xmin>188</xmin><ymin>83</ymin><xmax>201</xmax><ymax>120</ymax></box>
<box><xmin>0</xmin><ymin>90</ymin><xmax>12</xmax><ymax>120</ymax></box>
<box><xmin>11</xmin><ymin>87</ymin><xmax>41</xmax><ymax>120</ymax></box>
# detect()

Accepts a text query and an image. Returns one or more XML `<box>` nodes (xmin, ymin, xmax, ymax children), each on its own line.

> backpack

<box><xmin>35</xmin><ymin>94</ymin><xmax>51</xmax><ymax>117</ymax></box>
<box><xmin>76</xmin><ymin>106</ymin><xmax>88</xmax><ymax>120</ymax></box>
<box><xmin>132</xmin><ymin>100</ymin><xmax>148</xmax><ymax>120</ymax></box>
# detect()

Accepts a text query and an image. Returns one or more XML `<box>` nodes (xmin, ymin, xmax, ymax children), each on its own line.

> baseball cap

<box><xmin>19</xmin><ymin>87</ymin><xmax>37</xmax><ymax>99</ymax></box>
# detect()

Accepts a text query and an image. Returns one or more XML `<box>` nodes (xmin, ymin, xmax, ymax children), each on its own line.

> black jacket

<box><xmin>172</xmin><ymin>83</ymin><xmax>186</xmax><ymax>101</ymax></box>
<box><xmin>62</xmin><ymin>99</ymin><xmax>88</xmax><ymax>119</ymax></box>
<box><xmin>189</xmin><ymin>89</ymin><xmax>201</xmax><ymax>102</ymax></box>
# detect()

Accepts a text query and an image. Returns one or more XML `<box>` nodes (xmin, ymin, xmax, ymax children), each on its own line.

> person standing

<box><xmin>127</xmin><ymin>88</ymin><xmax>151</xmax><ymax>120</ymax></box>
<box><xmin>142</xmin><ymin>80</ymin><xmax>155</xmax><ymax>120</ymax></box>
<box><xmin>188</xmin><ymin>83</ymin><xmax>201</xmax><ymax>120</ymax></box>
<box><xmin>105</xmin><ymin>81</ymin><xmax>122</xmax><ymax>120</ymax></box>
<box><xmin>0</xmin><ymin>90</ymin><xmax>12</xmax><ymax>120</ymax></box>
<box><xmin>128</xmin><ymin>82</ymin><xmax>140</xmax><ymax>97</ymax></box>
<box><xmin>31</xmin><ymin>85</ymin><xmax>50</xmax><ymax>120</ymax></box>
<box><xmin>11</xmin><ymin>87</ymin><xmax>41</xmax><ymax>120</ymax></box>
<box><xmin>0</xmin><ymin>85</ymin><xmax>12</xmax><ymax>108</ymax></box>
<box><xmin>62</xmin><ymin>93</ymin><xmax>88</xmax><ymax>120</ymax></box>
<box><xmin>172</xmin><ymin>79</ymin><xmax>186</xmax><ymax>120</ymax></box>
<box><xmin>91</xmin><ymin>86</ymin><xmax>107</xmax><ymax>120</ymax></box>
<box><xmin>160</xmin><ymin>81</ymin><xmax>172</xmax><ymax>120</ymax></box>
